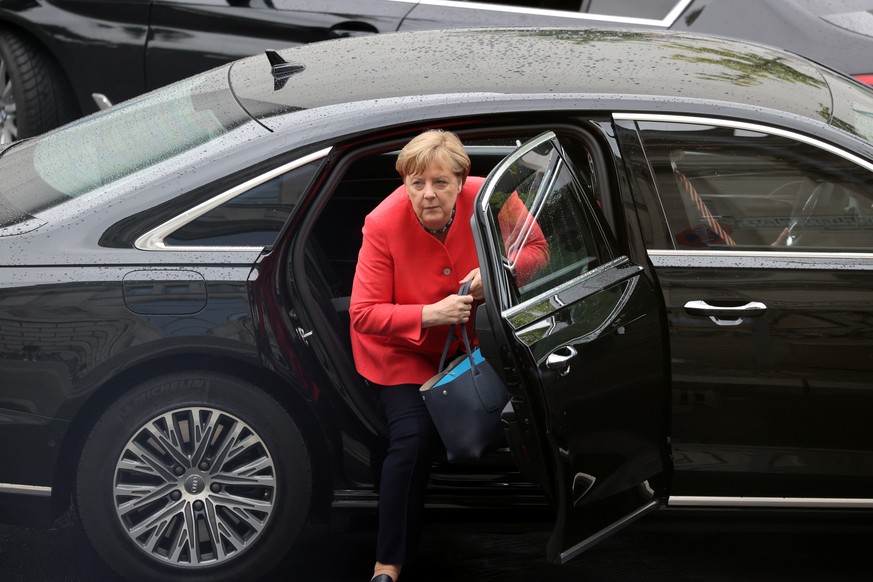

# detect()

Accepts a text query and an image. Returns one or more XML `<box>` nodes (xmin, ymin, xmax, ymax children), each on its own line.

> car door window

<box><xmin>426</xmin><ymin>0</ymin><xmax>685</xmax><ymax>21</ymax></box>
<box><xmin>481</xmin><ymin>132</ymin><xmax>612</xmax><ymax>305</ymax></box>
<box><xmin>163</xmin><ymin>159</ymin><xmax>320</xmax><ymax>248</ymax></box>
<box><xmin>636</xmin><ymin>120</ymin><xmax>873</xmax><ymax>252</ymax></box>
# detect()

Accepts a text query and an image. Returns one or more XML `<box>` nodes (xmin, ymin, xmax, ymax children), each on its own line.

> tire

<box><xmin>76</xmin><ymin>372</ymin><xmax>312</xmax><ymax>582</ymax></box>
<box><xmin>0</xmin><ymin>28</ymin><xmax>79</xmax><ymax>143</ymax></box>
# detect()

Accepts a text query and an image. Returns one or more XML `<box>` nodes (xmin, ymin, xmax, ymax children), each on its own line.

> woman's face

<box><xmin>405</xmin><ymin>162</ymin><xmax>463</xmax><ymax>231</ymax></box>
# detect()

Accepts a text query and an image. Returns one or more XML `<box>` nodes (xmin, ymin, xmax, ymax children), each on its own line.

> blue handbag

<box><xmin>420</xmin><ymin>283</ymin><xmax>509</xmax><ymax>462</ymax></box>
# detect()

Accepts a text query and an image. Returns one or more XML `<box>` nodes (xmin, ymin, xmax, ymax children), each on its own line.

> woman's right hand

<box><xmin>422</xmin><ymin>293</ymin><xmax>473</xmax><ymax>328</ymax></box>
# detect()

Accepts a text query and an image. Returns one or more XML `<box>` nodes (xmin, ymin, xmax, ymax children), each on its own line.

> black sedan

<box><xmin>2</xmin><ymin>26</ymin><xmax>873</xmax><ymax>582</ymax></box>
<box><xmin>2</xmin><ymin>0</ymin><xmax>873</xmax><ymax>142</ymax></box>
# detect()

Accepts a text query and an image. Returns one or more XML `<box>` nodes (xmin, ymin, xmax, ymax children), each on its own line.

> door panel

<box><xmin>43</xmin><ymin>0</ymin><xmax>152</xmax><ymax>109</ymax></box>
<box><xmin>147</xmin><ymin>0</ymin><xmax>411</xmax><ymax>89</ymax></box>
<box><xmin>473</xmin><ymin>131</ymin><xmax>669</xmax><ymax>562</ymax></box>
<box><xmin>621</xmin><ymin>116</ymin><xmax>873</xmax><ymax>498</ymax></box>
<box><xmin>656</xmin><ymin>257</ymin><xmax>873</xmax><ymax>498</ymax></box>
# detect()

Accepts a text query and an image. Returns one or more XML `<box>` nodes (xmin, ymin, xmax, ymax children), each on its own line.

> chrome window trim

<box><xmin>612</xmin><ymin>113</ymin><xmax>873</xmax><ymax>174</ymax></box>
<box><xmin>500</xmin><ymin>257</ymin><xmax>627</xmax><ymax>319</ymax></box>
<box><xmin>480</xmin><ymin>130</ymin><xmax>556</xmax><ymax>213</ymax></box>
<box><xmin>0</xmin><ymin>482</ymin><xmax>51</xmax><ymax>496</ymax></box>
<box><xmin>385</xmin><ymin>0</ymin><xmax>691</xmax><ymax>27</ymax></box>
<box><xmin>135</xmin><ymin>147</ymin><xmax>332</xmax><ymax>252</ymax></box>
<box><xmin>669</xmin><ymin>496</ymin><xmax>873</xmax><ymax>509</ymax></box>
<box><xmin>648</xmin><ymin>249</ymin><xmax>873</xmax><ymax>262</ymax></box>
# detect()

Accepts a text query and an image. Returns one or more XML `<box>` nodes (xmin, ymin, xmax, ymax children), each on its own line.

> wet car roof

<box><xmin>229</xmin><ymin>28</ymin><xmax>834</xmax><ymax>127</ymax></box>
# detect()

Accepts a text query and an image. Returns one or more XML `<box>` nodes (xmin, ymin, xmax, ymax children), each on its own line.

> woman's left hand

<box><xmin>460</xmin><ymin>268</ymin><xmax>484</xmax><ymax>301</ymax></box>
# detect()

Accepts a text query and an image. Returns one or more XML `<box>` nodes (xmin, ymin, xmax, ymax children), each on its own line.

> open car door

<box><xmin>471</xmin><ymin>131</ymin><xmax>670</xmax><ymax>563</ymax></box>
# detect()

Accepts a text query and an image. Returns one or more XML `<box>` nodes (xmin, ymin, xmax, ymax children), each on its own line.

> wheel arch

<box><xmin>51</xmin><ymin>351</ymin><xmax>336</xmax><ymax>523</ymax></box>
<box><xmin>0</xmin><ymin>16</ymin><xmax>84</xmax><ymax>127</ymax></box>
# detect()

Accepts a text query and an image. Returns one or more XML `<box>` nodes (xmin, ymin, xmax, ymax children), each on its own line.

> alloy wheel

<box><xmin>113</xmin><ymin>406</ymin><xmax>277</xmax><ymax>568</ymax></box>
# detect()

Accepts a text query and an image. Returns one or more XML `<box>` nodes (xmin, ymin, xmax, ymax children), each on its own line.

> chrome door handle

<box><xmin>684</xmin><ymin>300</ymin><xmax>767</xmax><ymax>326</ymax></box>
<box><xmin>546</xmin><ymin>346</ymin><xmax>578</xmax><ymax>376</ymax></box>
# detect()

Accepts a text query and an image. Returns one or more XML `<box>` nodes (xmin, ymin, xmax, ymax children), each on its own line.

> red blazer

<box><xmin>349</xmin><ymin>177</ymin><xmax>485</xmax><ymax>386</ymax></box>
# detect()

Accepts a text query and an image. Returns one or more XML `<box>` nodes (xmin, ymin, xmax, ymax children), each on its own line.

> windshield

<box><xmin>0</xmin><ymin>69</ymin><xmax>250</xmax><ymax>229</ymax></box>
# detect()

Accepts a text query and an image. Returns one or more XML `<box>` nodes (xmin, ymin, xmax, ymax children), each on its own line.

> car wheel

<box><xmin>76</xmin><ymin>372</ymin><xmax>312</xmax><ymax>582</ymax></box>
<box><xmin>0</xmin><ymin>28</ymin><xmax>78</xmax><ymax>143</ymax></box>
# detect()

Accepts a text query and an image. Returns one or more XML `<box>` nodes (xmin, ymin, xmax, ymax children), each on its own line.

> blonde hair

<box><xmin>395</xmin><ymin>130</ymin><xmax>470</xmax><ymax>181</ymax></box>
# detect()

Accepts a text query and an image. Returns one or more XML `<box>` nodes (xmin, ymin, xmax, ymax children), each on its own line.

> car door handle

<box><xmin>546</xmin><ymin>346</ymin><xmax>578</xmax><ymax>376</ymax></box>
<box><xmin>683</xmin><ymin>300</ymin><xmax>767</xmax><ymax>326</ymax></box>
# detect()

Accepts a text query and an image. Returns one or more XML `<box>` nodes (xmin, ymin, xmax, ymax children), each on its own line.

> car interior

<box><xmin>292</xmin><ymin>133</ymin><xmax>539</xmax><ymax>486</ymax></box>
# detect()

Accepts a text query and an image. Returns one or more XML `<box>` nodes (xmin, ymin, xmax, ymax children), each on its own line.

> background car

<box><xmin>2</xmin><ymin>0</ymin><xmax>873</xmax><ymax>142</ymax></box>
<box><xmin>2</xmin><ymin>25</ymin><xmax>873</xmax><ymax>582</ymax></box>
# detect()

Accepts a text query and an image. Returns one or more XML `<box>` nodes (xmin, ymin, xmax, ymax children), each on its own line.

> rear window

<box><xmin>0</xmin><ymin>71</ymin><xmax>250</xmax><ymax>229</ymax></box>
<box><xmin>580</xmin><ymin>0</ymin><xmax>684</xmax><ymax>20</ymax></box>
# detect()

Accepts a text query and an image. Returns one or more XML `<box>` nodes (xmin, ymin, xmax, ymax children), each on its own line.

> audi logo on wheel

<box><xmin>184</xmin><ymin>475</ymin><xmax>203</xmax><ymax>494</ymax></box>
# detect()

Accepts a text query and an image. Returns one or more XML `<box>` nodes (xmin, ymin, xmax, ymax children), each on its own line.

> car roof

<box><xmin>229</xmin><ymin>27</ymin><xmax>835</xmax><ymax>127</ymax></box>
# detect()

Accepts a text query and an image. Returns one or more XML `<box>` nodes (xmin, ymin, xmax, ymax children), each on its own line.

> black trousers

<box><xmin>374</xmin><ymin>383</ymin><xmax>438</xmax><ymax>565</ymax></box>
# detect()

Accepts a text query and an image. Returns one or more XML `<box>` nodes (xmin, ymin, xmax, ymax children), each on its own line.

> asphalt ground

<box><xmin>1</xmin><ymin>508</ymin><xmax>872</xmax><ymax>581</ymax></box>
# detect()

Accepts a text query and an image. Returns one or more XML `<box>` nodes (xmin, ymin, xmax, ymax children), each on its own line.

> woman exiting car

<box><xmin>349</xmin><ymin>129</ymin><xmax>549</xmax><ymax>582</ymax></box>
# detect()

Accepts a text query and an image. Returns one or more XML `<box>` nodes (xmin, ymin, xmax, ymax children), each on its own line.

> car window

<box><xmin>162</xmin><ymin>159</ymin><xmax>320</xmax><ymax>248</ymax></box>
<box><xmin>637</xmin><ymin>120</ymin><xmax>873</xmax><ymax>252</ymax></box>
<box><xmin>452</xmin><ymin>0</ymin><xmax>684</xmax><ymax>21</ymax></box>
<box><xmin>0</xmin><ymin>72</ymin><xmax>254</xmax><ymax>228</ymax></box>
<box><xmin>482</xmin><ymin>133</ymin><xmax>611</xmax><ymax>305</ymax></box>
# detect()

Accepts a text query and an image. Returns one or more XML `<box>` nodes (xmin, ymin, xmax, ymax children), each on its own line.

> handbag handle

<box><xmin>437</xmin><ymin>281</ymin><xmax>476</xmax><ymax>372</ymax></box>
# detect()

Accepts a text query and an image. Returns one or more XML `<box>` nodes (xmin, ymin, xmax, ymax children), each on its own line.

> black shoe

<box><xmin>370</xmin><ymin>575</ymin><xmax>394</xmax><ymax>582</ymax></box>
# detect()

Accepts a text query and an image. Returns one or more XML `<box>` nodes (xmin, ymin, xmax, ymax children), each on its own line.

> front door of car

<box><xmin>471</xmin><ymin>131</ymin><xmax>671</xmax><ymax>563</ymax></box>
<box><xmin>617</xmin><ymin>115</ymin><xmax>873</xmax><ymax>499</ymax></box>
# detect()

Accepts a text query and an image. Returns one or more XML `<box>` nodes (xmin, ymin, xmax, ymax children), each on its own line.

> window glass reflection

<box><xmin>639</xmin><ymin>121</ymin><xmax>873</xmax><ymax>252</ymax></box>
<box><xmin>486</xmin><ymin>137</ymin><xmax>608</xmax><ymax>305</ymax></box>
